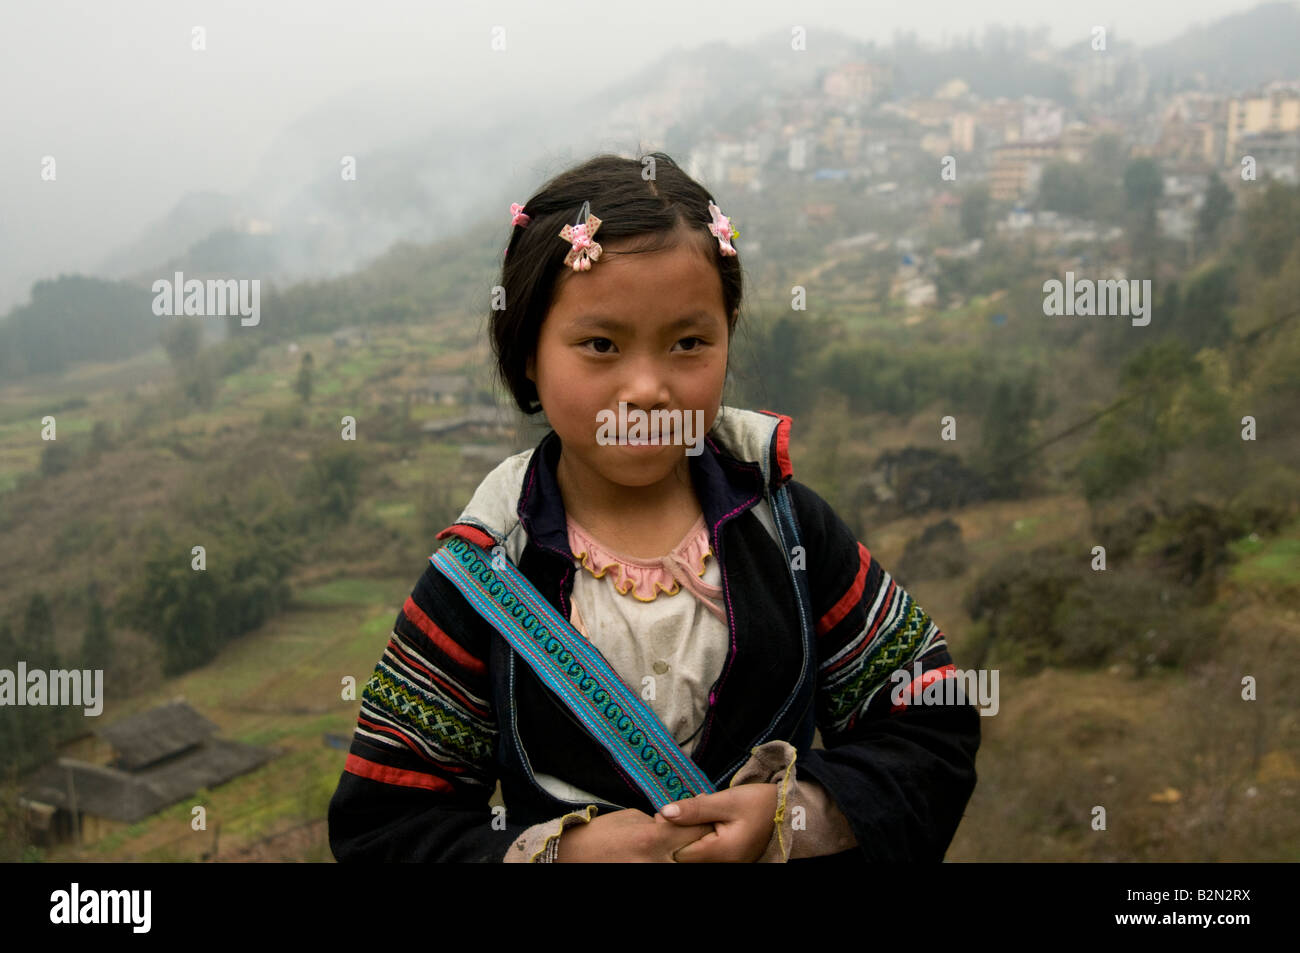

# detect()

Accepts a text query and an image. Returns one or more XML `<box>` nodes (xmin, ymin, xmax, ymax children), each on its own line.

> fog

<box><xmin>0</xmin><ymin>0</ymin><xmax>1269</xmax><ymax>314</ymax></box>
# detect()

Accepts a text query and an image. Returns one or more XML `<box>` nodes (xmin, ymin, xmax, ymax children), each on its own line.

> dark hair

<box><xmin>491</xmin><ymin>152</ymin><xmax>744</xmax><ymax>415</ymax></box>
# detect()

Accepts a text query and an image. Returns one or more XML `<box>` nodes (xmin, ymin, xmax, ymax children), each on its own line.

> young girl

<box><xmin>327</xmin><ymin>153</ymin><xmax>980</xmax><ymax>863</ymax></box>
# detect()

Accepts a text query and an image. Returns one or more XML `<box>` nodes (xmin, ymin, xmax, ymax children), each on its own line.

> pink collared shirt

<box><xmin>565</xmin><ymin>512</ymin><xmax>727</xmax><ymax>758</ymax></box>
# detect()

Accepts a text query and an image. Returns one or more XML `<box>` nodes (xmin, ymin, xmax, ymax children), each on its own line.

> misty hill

<box><xmin>6</xmin><ymin>4</ymin><xmax>1300</xmax><ymax>385</ymax></box>
<box><xmin>1144</xmin><ymin>1</ymin><xmax>1300</xmax><ymax>91</ymax></box>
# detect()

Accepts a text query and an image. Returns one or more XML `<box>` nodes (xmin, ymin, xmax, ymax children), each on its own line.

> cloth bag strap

<box><xmin>430</xmin><ymin>536</ymin><xmax>716</xmax><ymax>810</ymax></box>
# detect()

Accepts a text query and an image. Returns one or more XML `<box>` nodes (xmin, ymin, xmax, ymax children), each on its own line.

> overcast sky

<box><xmin>0</xmin><ymin>0</ymin><xmax>1274</xmax><ymax>314</ymax></box>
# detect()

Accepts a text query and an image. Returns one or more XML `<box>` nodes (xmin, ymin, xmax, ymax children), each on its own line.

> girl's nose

<box><xmin>619</xmin><ymin>364</ymin><xmax>671</xmax><ymax>410</ymax></box>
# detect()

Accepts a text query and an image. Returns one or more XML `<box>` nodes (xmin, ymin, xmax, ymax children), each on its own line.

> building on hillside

<box><xmin>1237</xmin><ymin>129</ymin><xmax>1300</xmax><ymax>183</ymax></box>
<box><xmin>1156</xmin><ymin>93</ymin><xmax>1225</xmax><ymax>168</ymax></box>
<box><xmin>989</xmin><ymin>138</ymin><xmax>1061</xmax><ymax>201</ymax></box>
<box><xmin>411</xmin><ymin>373</ymin><xmax>471</xmax><ymax>405</ymax></box>
<box><xmin>1225</xmin><ymin>86</ymin><xmax>1300</xmax><ymax>164</ymax></box>
<box><xmin>975</xmin><ymin>98</ymin><xmax>1025</xmax><ymax>148</ymax></box>
<box><xmin>1021</xmin><ymin>98</ymin><xmax>1064</xmax><ymax>142</ymax></box>
<box><xmin>1059</xmin><ymin>121</ymin><xmax>1098</xmax><ymax>163</ymax></box>
<box><xmin>949</xmin><ymin>112</ymin><xmax>977</xmax><ymax>153</ymax></box>
<box><xmin>822</xmin><ymin>62</ymin><xmax>893</xmax><ymax>105</ymax></box>
<box><xmin>420</xmin><ymin>404</ymin><xmax>516</xmax><ymax>442</ymax></box>
<box><xmin>19</xmin><ymin>699</ymin><xmax>274</xmax><ymax>847</ymax></box>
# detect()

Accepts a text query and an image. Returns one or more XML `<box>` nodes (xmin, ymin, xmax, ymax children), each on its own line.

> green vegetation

<box><xmin>0</xmin><ymin>276</ymin><xmax>159</xmax><ymax>377</ymax></box>
<box><xmin>1228</xmin><ymin>529</ymin><xmax>1300</xmax><ymax>593</ymax></box>
<box><xmin>119</xmin><ymin>520</ymin><xmax>297</xmax><ymax>676</ymax></box>
<box><xmin>294</xmin><ymin>577</ymin><xmax>396</xmax><ymax>609</ymax></box>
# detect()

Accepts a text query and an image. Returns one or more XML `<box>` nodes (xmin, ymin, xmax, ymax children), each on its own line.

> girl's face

<box><xmin>526</xmin><ymin>234</ymin><xmax>732</xmax><ymax>504</ymax></box>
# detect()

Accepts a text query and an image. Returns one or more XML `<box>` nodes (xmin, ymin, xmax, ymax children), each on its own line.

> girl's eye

<box><xmin>578</xmin><ymin>337</ymin><xmax>706</xmax><ymax>354</ymax></box>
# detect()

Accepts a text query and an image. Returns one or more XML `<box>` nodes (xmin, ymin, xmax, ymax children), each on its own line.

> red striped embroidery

<box><xmin>816</xmin><ymin>541</ymin><xmax>873</xmax><ymax>637</ymax></box>
<box><xmin>343</xmin><ymin>751</ymin><xmax>457</xmax><ymax>793</ymax></box>
<box><xmin>387</xmin><ymin>640</ymin><xmax>489</xmax><ymax>718</ymax></box>
<box><xmin>401</xmin><ymin>595</ymin><xmax>487</xmax><ymax>676</ymax></box>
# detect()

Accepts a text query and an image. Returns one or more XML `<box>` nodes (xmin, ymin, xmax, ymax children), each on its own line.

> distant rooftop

<box><xmin>97</xmin><ymin>699</ymin><xmax>217</xmax><ymax>771</ymax></box>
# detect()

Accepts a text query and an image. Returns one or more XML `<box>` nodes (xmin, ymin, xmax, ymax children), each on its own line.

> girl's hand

<box><xmin>553</xmin><ymin>808</ymin><xmax>715</xmax><ymax>863</ymax></box>
<box><xmin>656</xmin><ymin>784</ymin><xmax>779</xmax><ymax>862</ymax></box>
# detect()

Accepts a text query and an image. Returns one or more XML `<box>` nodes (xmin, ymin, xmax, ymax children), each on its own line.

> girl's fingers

<box><xmin>658</xmin><ymin>793</ymin><xmax>736</xmax><ymax>825</ymax></box>
<box><xmin>673</xmin><ymin>828</ymin><xmax>728</xmax><ymax>863</ymax></box>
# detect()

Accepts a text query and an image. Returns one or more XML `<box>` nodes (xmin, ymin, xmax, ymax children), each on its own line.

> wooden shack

<box><xmin>19</xmin><ymin>699</ymin><xmax>274</xmax><ymax>847</ymax></box>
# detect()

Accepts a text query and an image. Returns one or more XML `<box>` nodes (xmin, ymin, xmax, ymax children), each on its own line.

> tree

<box><xmin>295</xmin><ymin>351</ymin><xmax>315</xmax><ymax>403</ymax></box>
<box><xmin>180</xmin><ymin>353</ymin><xmax>220</xmax><ymax>409</ymax></box>
<box><xmin>1239</xmin><ymin>180</ymin><xmax>1300</xmax><ymax>277</ymax></box>
<box><xmin>40</xmin><ymin>442</ymin><xmax>76</xmax><ymax>478</ymax></box>
<box><xmin>747</xmin><ymin>316</ymin><xmax>817</xmax><ymax>416</ymax></box>
<box><xmin>0</xmin><ymin>621</ymin><xmax>18</xmax><ymax>766</ymax></box>
<box><xmin>1087</xmin><ymin>134</ymin><xmax>1126</xmax><ymax>180</ymax></box>
<box><xmin>16</xmin><ymin>594</ymin><xmax>63</xmax><ymax>762</ymax></box>
<box><xmin>121</xmin><ymin>524</ymin><xmax>297</xmax><ymax>677</ymax></box>
<box><xmin>1078</xmin><ymin>339</ymin><xmax>1199</xmax><ymax>501</ymax></box>
<box><xmin>297</xmin><ymin>446</ymin><xmax>364</xmax><ymax>524</ymax></box>
<box><xmin>0</xmin><ymin>276</ymin><xmax>158</xmax><ymax>379</ymax></box>
<box><xmin>123</xmin><ymin>546</ymin><xmax>220</xmax><ymax>676</ymax></box>
<box><xmin>161</xmin><ymin>318</ymin><xmax>221</xmax><ymax>408</ymax></box>
<box><xmin>160</xmin><ymin>318</ymin><xmax>203</xmax><ymax>367</ymax></box>
<box><xmin>1123</xmin><ymin>158</ymin><xmax>1164</xmax><ymax>276</ymax></box>
<box><xmin>1157</xmin><ymin>279</ymin><xmax>1181</xmax><ymax>331</ymax></box>
<box><xmin>1038</xmin><ymin>162</ymin><xmax>1094</xmax><ymax>217</ymax></box>
<box><xmin>935</xmin><ymin>256</ymin><xmax>974</xmax><ymax>307</ymax></box>
<box><xmin>0</xmin><ymin>620</ymin><xmax>17</xmax><ymax>667</ymax></box>
<box><xmin>90</xmin><ymin>420</ymin><xmax>113</xmax><ymax>453</ymax></box>
<box><xmin>960</xmin><ymin>184</ymin><xmax>991</xmax><ymax>240</ymax></box>
<box><xmin>976</xmin><ymin>371</ymin><xmax>1040</xmax><ymax>496</ymax></box>
<box><xmin>83</xmin><ymin>592</ymin><xmax>112</xmax><ymax>673</ymax></box>
<box><xmin>1195</xmin><ymin>172</ymin><xmax>1234</xmax><ymax>254</ymax></box>
<box><xmin>1180</xmin><ymin>263</ymin><xmax>1235</xmax><ymax>351</ymax></box>
<box><xmin>21</xmin><ymin>593</ymin><xmax>58</xmax><ymax>670</ymax></box>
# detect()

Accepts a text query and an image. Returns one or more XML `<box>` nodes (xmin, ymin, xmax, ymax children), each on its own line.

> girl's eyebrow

<box><xmin>570</xmin><ymin>312</ymin><xmax>714</xmax><ymax>333</ymax></box>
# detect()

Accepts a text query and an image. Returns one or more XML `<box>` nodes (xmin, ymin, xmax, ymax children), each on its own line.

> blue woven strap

<box><xmin>430</xmin><ymin>536</ymin><xmax>716</xmax><ymax>809</ymax></box>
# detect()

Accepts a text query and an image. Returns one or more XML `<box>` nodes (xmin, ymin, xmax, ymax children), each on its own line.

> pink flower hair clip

<box><xmin>559</xmin><ymin>200</ymin><xmax>603</xmax><ymax>272</ymax></box>
<box><xmin>504</xmin><ymin>201</ymin><xmax>530</xmax><ymax>259</ymax></box>
<box><xmin>707</xmin><ymin>200</ymin><xmax>739</xmax><ymax>256</ymax></box>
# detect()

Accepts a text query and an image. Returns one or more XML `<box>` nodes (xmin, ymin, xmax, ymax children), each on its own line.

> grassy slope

<box><xmin>4</xmin><ymin>325</ymin><xmax>1298</xmax><ymax>862</ymax></box>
